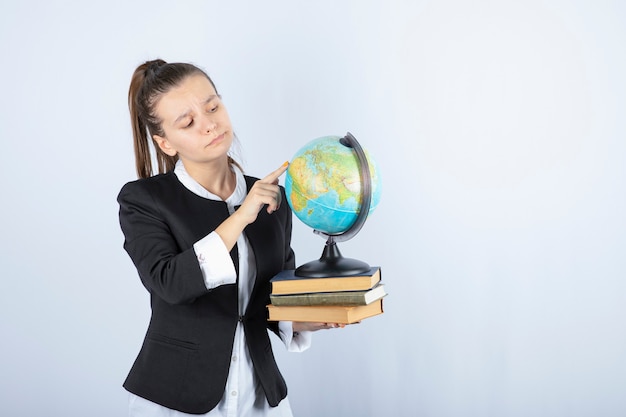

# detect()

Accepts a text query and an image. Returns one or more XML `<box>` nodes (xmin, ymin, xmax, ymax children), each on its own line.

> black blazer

<box><xmin>117</xmin><ymin>171</ymin><xmax>295</xmax><ymax>414</ymax></box>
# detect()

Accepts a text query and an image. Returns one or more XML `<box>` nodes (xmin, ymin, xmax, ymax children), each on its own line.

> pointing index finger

<box><xmin>261</xmin><ymin>161</ymin><xmax>289</xmax><ymax>184</ymax></box>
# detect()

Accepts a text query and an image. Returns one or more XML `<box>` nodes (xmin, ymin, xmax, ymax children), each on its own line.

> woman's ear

<box><xmin>153</xmin><ymin>135</ymin><xmax>177</xmax><ymax>157</ymax></box>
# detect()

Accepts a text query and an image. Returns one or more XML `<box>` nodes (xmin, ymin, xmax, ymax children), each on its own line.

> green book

<box><xmin>270</xmin><ymin>283</ymin><xmax>387</xmax><ymax>306</ymax></box>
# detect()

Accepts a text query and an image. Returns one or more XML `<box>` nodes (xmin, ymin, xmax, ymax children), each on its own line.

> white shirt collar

<box><xmin>173</xmin><ymin>159</ymin><xmax>247</xmax><ymax>206</ymax></box>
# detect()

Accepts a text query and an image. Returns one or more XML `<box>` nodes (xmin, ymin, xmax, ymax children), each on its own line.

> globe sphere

<box><xmin>285</xmin><ymin>135</ymin><xmax>382</xmax><ymax>235</ymax></box>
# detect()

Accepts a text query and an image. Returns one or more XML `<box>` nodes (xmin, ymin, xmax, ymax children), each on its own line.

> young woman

<box><xmin>118</xmin><ymin>59</ymin><xmax>341</xmax><ymax>416</ymax></box>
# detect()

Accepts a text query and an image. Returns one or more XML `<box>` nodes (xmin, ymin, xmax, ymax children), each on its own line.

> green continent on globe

<box><xmin>286</xmin><ymin>157</ymin><xmax>314</xmax><ymax>213</ymax></box>
<box><xmin>285</xmin><ymin>135</ymin><xmax>381</xmax><ymax>235</ymax></box>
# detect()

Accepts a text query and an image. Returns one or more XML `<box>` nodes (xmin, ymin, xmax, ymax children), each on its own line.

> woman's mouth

<box><xmin>207</xmin><ymin>133</ymin><xmax>225</xmax><ymax>146</ymax></box>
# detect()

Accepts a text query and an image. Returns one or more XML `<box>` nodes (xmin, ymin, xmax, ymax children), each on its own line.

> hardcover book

<box><xmin>270</xmin><ymin>283</ymin><xmax>387</xmax><ymax>306</ymax></box>
<box><xmin>270</xmin><ymin>267</ymin><xmax>381</xmax><ymax>295</ymax></box>
<box><xmin>267</xmin><ymin>299</ymin><xmax>384</xmax><ymax>324</ymax></box>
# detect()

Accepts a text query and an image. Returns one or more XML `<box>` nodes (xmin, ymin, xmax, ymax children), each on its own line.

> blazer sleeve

<box><xmin>118</xmin><ymin>181</ymin><xmax>209</xmax><ymax>305</ymax></box>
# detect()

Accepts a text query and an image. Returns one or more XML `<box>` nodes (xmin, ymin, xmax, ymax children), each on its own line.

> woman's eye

<box><xmin>184</xmin><ymin>120</ymin><xmax>194</xmax><ymax>128</ymax></box>
<box><xmin>209</xmin><ymin>105</ymin><xmax>219</xmax><ymax>113</ymax></box>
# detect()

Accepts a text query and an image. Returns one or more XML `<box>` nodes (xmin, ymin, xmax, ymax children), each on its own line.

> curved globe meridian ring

<box><xmin>285</xmin><ymin>135</ymin><xmax>382</xmax><ymax>236</ymax></box>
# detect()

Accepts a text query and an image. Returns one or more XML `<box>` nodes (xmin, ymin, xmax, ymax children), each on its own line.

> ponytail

<box><xmin>128</xmin><ymin>62</ymin><xmax>157</xmax><ymax>178</ymax></box>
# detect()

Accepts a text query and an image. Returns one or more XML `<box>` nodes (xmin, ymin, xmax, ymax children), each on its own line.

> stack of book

<box><xmin>267</xmin><ymin>267</ymin><xmax>385</xmax><ymax>324</ymax></box>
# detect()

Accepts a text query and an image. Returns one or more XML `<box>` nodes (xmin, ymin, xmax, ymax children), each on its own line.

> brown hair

<box><xmin>128</xmin><ymin>59</ymin><xmax>240</xmax><ymax>178</ymax></box>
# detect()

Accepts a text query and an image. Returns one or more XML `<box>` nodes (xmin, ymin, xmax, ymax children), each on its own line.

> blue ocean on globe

<box><xmin>285</xmin><ymin>135</ymin><xmax>381</xmax><ymax>235</ymax></box>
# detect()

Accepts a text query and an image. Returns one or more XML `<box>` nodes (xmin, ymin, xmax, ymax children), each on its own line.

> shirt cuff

<box><xmin>193</xmin><ymin>231</ymin><xmax>237</xmax><ymax>290</ymax></box>
<box><xmin>278</xmin><ymin>321</ymin><xmax>312</xmax><ymax>352</ymax></box>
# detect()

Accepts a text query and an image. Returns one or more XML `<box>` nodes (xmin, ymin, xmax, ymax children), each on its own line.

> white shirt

<box><xmin>128</xmin><ymin>161</ymin><xmax>311</xmax><ymax>417</ymax></box>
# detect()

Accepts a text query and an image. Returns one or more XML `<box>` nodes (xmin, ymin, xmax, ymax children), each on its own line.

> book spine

<box><xmin>267</xmin><ymin>299</ymin><xmax>384</xmax><ymax>324</ymax></box>
<box><xmin>270</xmin><ymin>293</ymin><xmax>367</xmax><ymax>306</ymax></box>
<box><xmin>270</xmin><ymin>267</ymin><xmax>381</xmax><ymax>295</ymax></box>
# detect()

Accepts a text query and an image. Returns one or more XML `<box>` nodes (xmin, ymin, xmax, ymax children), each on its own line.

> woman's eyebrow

<box><xmin>173</xmin><ymin>95</ymin><xmax>218</xmax><ymax>125</ymax></box>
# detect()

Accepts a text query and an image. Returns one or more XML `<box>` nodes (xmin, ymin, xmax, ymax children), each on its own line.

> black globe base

<box><xmin>295</xmin><ymin>240</ymin><xmax>371</xmax><ymax>278</ymax></box>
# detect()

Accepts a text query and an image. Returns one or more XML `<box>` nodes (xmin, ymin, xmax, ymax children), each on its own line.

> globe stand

<box><xmin>294</xmin><ymin>236</ymin><xmax>371</xmax><ymax>277</ymax></box>
<box><xmin>294</xmin><ymin>132</ymin><xmax>373</xmax><ymax>278</ymax></box>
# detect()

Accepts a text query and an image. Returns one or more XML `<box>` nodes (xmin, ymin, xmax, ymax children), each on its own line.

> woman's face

<box><xmin>153</xmin><ymin>73</ymin><xmax>233</xmax><ymax>167</ymax></box>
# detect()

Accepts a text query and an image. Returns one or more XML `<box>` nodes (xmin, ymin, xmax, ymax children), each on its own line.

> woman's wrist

<box><xmin>215</xmin><ymin>211</ymin><xmax>248</xmax><ymax>251</ymax></box>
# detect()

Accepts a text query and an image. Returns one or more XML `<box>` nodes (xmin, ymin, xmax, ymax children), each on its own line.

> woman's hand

<box><xmin>293</xmin><ymin>322</ymin><xmax>347</xmax><ymax>332</ymax></box>
<box><xmin>215</xmin><ymin>161</ymin><xmax>288</xmax><ymax>250</ymax></box>
<box><xmin>236</xmin><ymin>161</ymin><xmax>289</xmax><ymax>225</ymax></box>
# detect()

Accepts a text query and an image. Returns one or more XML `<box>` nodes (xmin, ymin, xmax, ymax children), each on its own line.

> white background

<box><xmin>1</xmin><ymin>1</ymin><xmax>624</xmax><ymax>416</ymax></box>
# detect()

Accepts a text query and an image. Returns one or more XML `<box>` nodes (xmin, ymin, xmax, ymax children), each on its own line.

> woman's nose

<box><xmin>202</xmin><ymin>115</ymin><xmax>217</xmax><ymax>133</ymax></box>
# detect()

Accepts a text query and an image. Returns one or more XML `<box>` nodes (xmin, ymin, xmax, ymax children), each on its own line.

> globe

<box><xmin>285</xmin><ymin>133</ymin><xmax>382</xmax><ymax>277</ymax></box>
<box><xmin>285</xmin><ymin>135</ymin><xmax>381</xmax><ymax>235</ymax></box>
